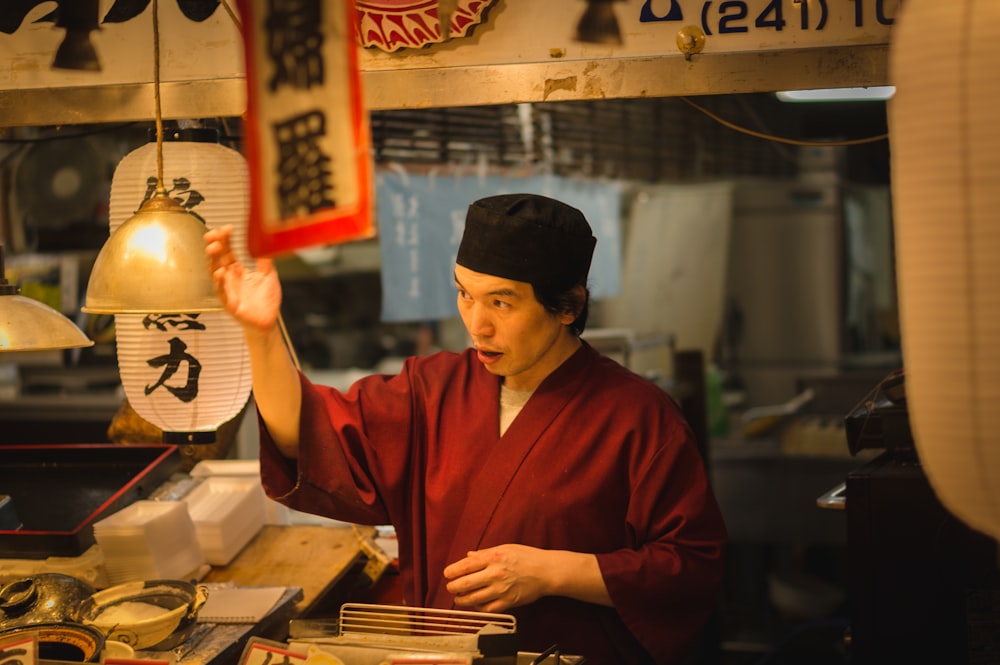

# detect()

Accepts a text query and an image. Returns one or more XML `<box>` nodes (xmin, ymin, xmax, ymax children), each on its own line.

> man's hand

<box><xmin>205</xmin><ymin>225</ymin><xmax>282</xmax><ymax>334</ymax></box>
<box><xmin>205</xmin><ymin>225</ymin><xmax>302</xmax><ymax>456</ymax></box>
<box><xmin>443</xmin><ymin>544</ymin><xmax>550</xmax><ymax>613</ymax></box>
<box><xmin>443</xmin><ymin>545</ymin><xmax>612</xmax><ymax>613</ymax></box>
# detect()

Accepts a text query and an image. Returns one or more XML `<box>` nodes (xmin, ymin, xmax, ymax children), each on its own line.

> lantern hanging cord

<box><xmin>220</xmin><ymin>0</ymin><xmax>242</xmax><ymax>30</ymax></box>
<box><xmin>680</xmin><ymin>96</ymin><xmax>889</xmax><ymax>147</ymax></box>
<box><xmin>153</xmin><ymin>0</ymin><xmax>165</xmax><ymax>194</ymax></box>
<box><xmin>278</xmin><ymin>314</ymin><xmax>302</xmax><ymax>371</ymax></box>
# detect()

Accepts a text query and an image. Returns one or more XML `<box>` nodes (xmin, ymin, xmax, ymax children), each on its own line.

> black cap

<box><xmin>456</xmin><ymin>193</ymin><xmax>596</xmax><ymax>291</ymax></box>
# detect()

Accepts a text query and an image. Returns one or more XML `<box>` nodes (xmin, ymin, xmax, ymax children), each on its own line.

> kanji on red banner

<box><xmin>239</xmin><ymin>0</ymin><xmax>374</xmax><ymax>257</ymax></box>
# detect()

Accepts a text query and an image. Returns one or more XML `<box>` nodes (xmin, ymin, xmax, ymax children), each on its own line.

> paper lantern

<box><xmin>108</xmin><ymin>131</ymin><xmax>252</xmax><ymax>443</ymax></box>
<box><xmin>889</xmin><ymin>1</ymin><xmax>1000</xmax><ymax>539</ymax></box>
<box><xmin>113</xmin><ymin>312</ymin><xmax>251</xmax><ymax>442</ymax></box>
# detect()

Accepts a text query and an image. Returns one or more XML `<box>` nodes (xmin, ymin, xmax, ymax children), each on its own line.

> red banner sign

<box><xmin>239</xmin><ymin>0</ymin><xmax>374</xmax><ymax>257</ymax></box>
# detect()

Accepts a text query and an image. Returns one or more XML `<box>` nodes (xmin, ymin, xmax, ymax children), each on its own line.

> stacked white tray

<box><xmin>93</xmin><ymin>500</ymin><xmax>205</xmax><ymax>585</ymax></box>
<box><xmin>183</xmin><ymin>476</ymin><xmax>267</xmax><ymax>566</ymax></box>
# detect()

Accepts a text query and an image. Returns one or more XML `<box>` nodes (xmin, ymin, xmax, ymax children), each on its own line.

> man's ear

<box><xmin>564</xmin><ymin>284</ymin><xmax>587</xmax><ymax>322</ymax></box>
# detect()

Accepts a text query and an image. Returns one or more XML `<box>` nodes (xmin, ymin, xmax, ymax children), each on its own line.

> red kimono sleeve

<box><xmin>258</xmin><ymin>370</ymin><xmax>407</xmax><ymax>525</ymax></box>
<box><xmin>596</xmin><ymin>417</ymin><xmax>726</xmax><ymax>664</ymax></box>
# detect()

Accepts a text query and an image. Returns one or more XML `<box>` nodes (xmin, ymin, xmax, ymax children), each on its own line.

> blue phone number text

<box><xmin>640</xmin><ymin>0</ymin><xmax>898</xmax><ymax>34</ymax></box>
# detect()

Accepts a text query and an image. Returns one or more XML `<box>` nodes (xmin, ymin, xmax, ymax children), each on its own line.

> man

<box><xmin>205</xmin><ymin>193</ymin><xmax>726</xmax><ymax>664</ymax></box>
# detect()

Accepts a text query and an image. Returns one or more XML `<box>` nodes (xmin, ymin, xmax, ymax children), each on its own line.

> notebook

<box><xmin>198</xmin><ymin>586</ymin><xmax>289</xmax><ymax>624</ymax></box>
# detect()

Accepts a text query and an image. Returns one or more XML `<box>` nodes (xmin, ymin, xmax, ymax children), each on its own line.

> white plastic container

<box><xmin>183</xmin><ymin>476</ymin><xmax>266</xmax><ymax>565</ymax></box>
<box><xmin>189</xmin><ymin>459</ymin><xmax>290</xmax><ymax>525</ymax></box>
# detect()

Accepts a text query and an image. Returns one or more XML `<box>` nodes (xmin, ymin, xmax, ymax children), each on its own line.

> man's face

<box><xmin>454</xmin><ymin>264</ymin><xmax>578</xmax><ymax>392</ymax></box>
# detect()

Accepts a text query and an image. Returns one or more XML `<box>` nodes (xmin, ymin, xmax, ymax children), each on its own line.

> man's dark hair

<box><xmin>534</xmin><ymin>283</ymin><xmax>590</xmax><ymax>336</ymax></box>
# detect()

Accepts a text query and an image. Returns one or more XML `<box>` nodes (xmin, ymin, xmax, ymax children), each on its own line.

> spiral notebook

<box><xmin>198</xmin><ymin>585</ymin><xmax>289</xmax><ymax>624</ymax></box>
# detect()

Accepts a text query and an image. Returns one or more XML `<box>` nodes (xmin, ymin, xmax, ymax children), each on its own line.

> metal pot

<box><xmin>0</xmin><ymin>573</ymin><xmax>96</xmax><ymax>629</ymax></box>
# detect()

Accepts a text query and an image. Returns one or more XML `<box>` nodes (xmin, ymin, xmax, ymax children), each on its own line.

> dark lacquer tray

<box><xmin>0</xmin><ymin>444</ymin><xmax>181</xmax><ymax>559</ymax></box>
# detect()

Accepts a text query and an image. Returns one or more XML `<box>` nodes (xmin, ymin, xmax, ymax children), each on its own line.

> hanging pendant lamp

<box><xmin>82</xmin><ymin>0</ymin><xmax>221</xmax><ymax>316</ymax></box>
<box><xmin>0</xmin><ymin>246</ymin><xmax>93</xmax><ymax>351</ymax></box>
<box><xmin>83</xmin><ymin>193</ymin><xmax>222</xmax><ymax>314</ymax></box>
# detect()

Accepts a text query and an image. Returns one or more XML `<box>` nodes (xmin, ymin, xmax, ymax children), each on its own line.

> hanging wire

<box><xmin>220</xmin><ymin>0</ymin><xmax>242</xmax><ymax>30</ymax></box>
<box><xmin>680</xmin><ymin>96</ymin><xmax>890</xmax><ymax>147</ymax></box>
<box><xmin>152</xmin><ymin>0</ymin><xmax>165</xmax><ymax>193</ymax></box>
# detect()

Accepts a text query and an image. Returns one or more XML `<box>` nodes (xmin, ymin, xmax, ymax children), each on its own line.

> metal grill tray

<box><xmin>289</xmin><ymin>603</ymin><xmax>585</xmax><ymax>664</ymax></box>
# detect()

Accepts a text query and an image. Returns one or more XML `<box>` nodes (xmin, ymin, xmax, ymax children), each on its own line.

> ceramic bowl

<box><xmin>103</xmin><ymin>640</ymin><xmax>136</xmax><ymax>659</ymax></box>
<box><xmin>75</xmin><ymin>580</ymin><xmax>207</xmax><ymax>650</ymax></box>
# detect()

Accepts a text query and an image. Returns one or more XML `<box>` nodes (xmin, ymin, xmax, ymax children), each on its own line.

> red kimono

<box><xmin>260</xmin><ymin>342</ymin><xmax>726</xmax><ymax>664</ymax></box>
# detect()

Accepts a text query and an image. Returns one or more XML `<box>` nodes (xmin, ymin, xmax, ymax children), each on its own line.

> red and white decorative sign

<box><xmin>239</xmin><ymin>0</ymin><xmax>374</xmax><ymax>257</ymax></box>
<box><xmin>0</xmin><ymin>635</ymin><xmax>36</xmax><ymax>665</ymax></box>
<box><xmin>356</xmin><ymin>0</ymin><xmax>496</xmax><ymax>52</ymax></box>
<box><xmin>237</xmin><ymin>638</ymin><xmax>310</xmax><ymax>665</ymax></box>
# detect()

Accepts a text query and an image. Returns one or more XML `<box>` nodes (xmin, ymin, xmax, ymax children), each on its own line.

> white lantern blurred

<box><xmin>109</xmin><ymin>130</ymin><xmax>252</xmax><ymax>444</ymax></box>
<box><xmin>889</xmin><ymin>1</ymin><xmax>1000</xmax><ymax>539</ymax></box>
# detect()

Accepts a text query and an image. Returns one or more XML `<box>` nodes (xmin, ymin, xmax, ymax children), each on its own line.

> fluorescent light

<box><xmin>776</xmin><ymin>86</ymin><xmax>896</xmax><ymax>102</ymax></box>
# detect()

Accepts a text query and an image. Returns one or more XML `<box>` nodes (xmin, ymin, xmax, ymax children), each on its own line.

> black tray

<box><xmin>0</xmin><ymin>444</ymin><xmax>182</xmax><ymax>559</ymax></box>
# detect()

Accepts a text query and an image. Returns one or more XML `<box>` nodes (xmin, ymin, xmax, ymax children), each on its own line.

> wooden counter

<box><xmin>202</xmin><ymin>523</ymin><xmax>372</xmax><ymax>617</ymax></box>
<box><xmin>142</xmin><ymin>524</ymin><xmax>373</xmax><ymax>665</ymax></box>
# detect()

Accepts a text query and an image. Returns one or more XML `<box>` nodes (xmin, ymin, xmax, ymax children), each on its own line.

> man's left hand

<box><xmin>443</xmin><ymin>544</ymin><xmax>550</xmax><ymax>613</ymax></box>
